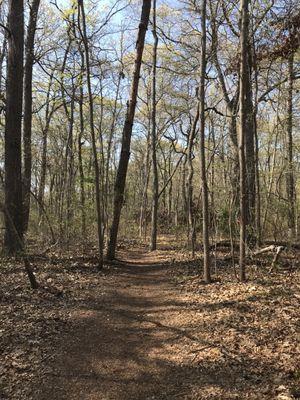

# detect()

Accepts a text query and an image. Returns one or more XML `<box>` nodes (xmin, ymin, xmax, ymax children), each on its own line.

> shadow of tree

<box><xmin>34</xmin><ymin>258</ymin><xmax>296</xmax><ymax>400</ymax></box>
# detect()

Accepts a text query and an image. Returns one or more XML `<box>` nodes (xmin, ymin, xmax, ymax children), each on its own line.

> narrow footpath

<box><xmin>37</xmin><ymin>249</ymin><xmax>202</xmax><ymax>400</ymax></box>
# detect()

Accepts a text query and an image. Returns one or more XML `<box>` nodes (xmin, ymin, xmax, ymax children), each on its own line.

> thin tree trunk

<box><xmin>150</xmin><ymin>0</ymin><xmax>159</xmax><ymax>251</ymax></box>
<box><xmin>262</xmin><ymin>135</ymin><xmax>279</xmax><ymax>233</ymax></box>
<box><xmin>199</xmin><ymin>0</ymin><xmax>211</xmax><ymax>283</ymax></box>
<box><xmin>238</xmin><ymin>0</ymin><xmax>250</xmax><ymax>282</ymax></box>
<box><xmin>107</xmin><ymin>0</ymin><xmax>151</xmax><ymax>260</ymax></box>
<box><xmin>0</xmin><ymin>36</ymin><xmax>7</xmax><ymax>92</ymax></box>
<box><xmin>4</xmin><ymin>0</ymin><xmax>24</xmax><ymax>254</ymax></box>
<box><xmin>78</xmin><ymin>83</ymin><xmax>86</xmax><ymax>237</ymax></box>
<box><xmin>187</xmin><ymin>103</ymin><xmax>199</xmax><ymax>254</ymax></box>
<box><xmin>139</xmin><ymin>130</ymin><xmax>151</xmax><ymax>239</ymax></box>
<box><xmin>253</xmin><ymin>38</ymin><xmax>261</xmax><ymax>246</ymax></box>
<box><xmin>104</xmin><ymin>69</ymin><xmax>123</xmax><ymax>240</ymax></box>
<box><xmin>181</xmin><ymin>158</ymin><xmax>187</xmax><ymax>223</ymax></box>
<box><xmin>209</xmin><ymin>118</ymin><xmax>216</xmax><ymax>239</ymax></box>
<box><xmin>244</xmin><ymin>31</ymin><xmax>255</xmax><ymax>245</ymax></box>
<box><xmin>167</xmin><ymin>154</ymin><xmax>173</xmax><ymax>226</ymax></box>
<box><xmin>38</xmin><ymin>73</ymin><xmax>54</xmax><ymax>211</ymax></box>
<box><xmin>78</xmin><ymin>0</ymin><xmax>104</xmax><ymax>268</ymax></box>
<box><xmin>57</xmin><ymin>40</ymin><xmax>71</xmax><ymax>235</ymax></box>
<box><xmin>65</xmin><ymin>84</ymin><xmax>75</xmax><ymax>236</ymax></box>
<box><xmin>286</xmin><ymin>53</ymin><xmax>296</xmax><ymax>239</ymax></box>
<box><xmin>23</xmin><ymin>0</ymin><xmax>41</xmax><ymax>234</ymax></box>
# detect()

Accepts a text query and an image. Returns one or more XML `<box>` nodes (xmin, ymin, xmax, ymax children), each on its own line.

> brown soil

<box><xmin>33</xmin><ymin>245</ymin><xmax>300</xmax><ymax>400</ymax></box>
<box><xmin>37</xmin><ymin>248</ymin><xmax>196</xmax><ymax>400</ymax></box>
<box><xmin>3</xmin><ymin>241</ymin><xmax>298</xmax><ymax>400</ymax></box>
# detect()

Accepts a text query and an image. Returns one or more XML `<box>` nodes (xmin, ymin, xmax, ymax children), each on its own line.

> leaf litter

<box><xmin>0</xmin><ymin>239</ymin><xmax>299</xmax><ymax>399</ymax></box>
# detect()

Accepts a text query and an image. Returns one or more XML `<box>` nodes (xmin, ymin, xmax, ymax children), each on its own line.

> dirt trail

<box><xmin>37</xmin><ymin>249</ymin><xmax>197</xmax><ymax>400</ymax></box>
<box><xmin>34</xmin><ymin>246</ymin><xmax>300</xmax><ymax>400</ymax></box>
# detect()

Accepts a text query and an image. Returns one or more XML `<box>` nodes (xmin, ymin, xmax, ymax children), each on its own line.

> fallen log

<box><xmin>252</xmin><ymin>245</ymin><xmax>280</xmax><ymax>256</ymax></box>
<box><xmin>251</xmin><ymin>245</ymin><xmax>285</xmax><ymax>272</ymax></box>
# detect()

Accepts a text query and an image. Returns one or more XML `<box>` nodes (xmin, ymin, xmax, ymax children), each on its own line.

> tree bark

<box><xmin>139</xmin><ymin>130</ymin><xmax>151</xmax><ymax>239</ymax></box>
<box><xmin>150</xmin><ymin>0</ymin><xmax>159</xmax><ymax>251</ymax></box>
<box><xmin>78</xmin><ymin>81</ymin><xmax>86</xmax><ymax>238</ymax></box>
<box><xmin>4</xmin><ymin>0</ymin><xmax>24</xmax><ymax>254</ymax></box>
<box><xmin>286</xmin><ymin>53</ymin><xmax>296</xmax><ymax>239</ymax></box>
<box><xmin>107</xmin><ymin>0</ymin><xmax>151</xmax><ymax>260</ymax></box>
<box><xmin>78</xmin><ymin>0</ymin><xmax>104</xmax><ymax>268</ymax></box>
<box><xmin>65</xmin><ymin>82</ymin><xmax>75</xmax><ymax>236</ymax></box>
<box><xmin>187</xmin><ymin>103</ymin><xmax>199</xmax><ymax>255</ymax></box>
<box><xmin>23</xmin><ymin>0</ymin><xmax>41</xmax><ymax>234</ymax></box>
<box><xmin>38</xmin><ymin>73</ymin><xmax>54</xmax><ymax>212</ymax></box>
<box><xmin>252</xmin><ymin>36</ymin><xmax>261</xmax><ymax>246</ymax></box>
<box><xmin>238</xmin><ymin>0</ymin><xmax>251</xmax><ymax>281</ymax></box>
<box><xmin>104</xmin><ymin>69</ymin><xmax>123</xmax><ymax>238</ymax></box>
<box><xmin>199</xmin><ymin>0</ymin><xmax>211</xmax><ymax>283</ymax></box>
<box><xmin>244</xmin><ymin>29</ymin><xmax>255</xmax><ymax>244</ymax></box>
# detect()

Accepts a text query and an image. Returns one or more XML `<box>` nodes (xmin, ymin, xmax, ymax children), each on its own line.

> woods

<box><xmin>0</xmin><ymin>0</ymin><xmax>298</xmax><ymax>267</ymax></box>
<box><xmin>0</xmin><ymin>0</ymin><xmax>299</xmax><ymax>399</ymax></box>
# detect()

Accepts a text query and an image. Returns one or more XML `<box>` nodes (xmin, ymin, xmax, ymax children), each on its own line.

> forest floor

<box><xmin>0</xmin><ymin>236</ymin><xmax>300</xmax><ymax>400</ymax></box>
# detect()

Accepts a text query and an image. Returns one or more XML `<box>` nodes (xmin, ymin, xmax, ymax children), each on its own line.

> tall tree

<box><xmin>78</xmin><ymin>50</ymin><xmax>86</xmax><ymax>238</ymax></box>
<box><xmin>199</xmin><ymin>0</ymin><xmax>211</xmax><ymax>283</ymax></box>
<box><xmin>78</xmin><ymin>0</ymin><xmax>104</xmax><ymax>268</ymax></box>
<box><xmin>187</xmin><ymin>103</ymin><xmax>199</xmax><ymax>256</ymax></box>
<box><xmin>23</xmin><ymin>0</ymin><xmax>41</xmax><ymax>233</ymax></box>
<box><xmin>38</xmin><ymin>72</ymin><xmax>54</xmax><ymax>212</ymax></box>
<box><xmin>107</xmin><ymin>0</ymin><xmax>151</xmax><ymax>260</ymax></box>
<box><xmin>150</xmin><ymin>0</ymin><xmax>159</xmax><ymax>251</ymax></box>
<box><xmin>244</xmin><ymin>10</ymin><xmax>255</xmax><ymax>245</ymax></box>
<box><xmin>286</xmin><ymin>52</ymin><xmax>296</xmax><ymax>239</ymax></box>
<box><xmin>4</xmin><ymin>0</ymin><xmax>24</xmax><ymax>254</ymax></box>
<box><xmin>238</xmin><ymin>0</ymin><xmax>251</xmax><ymax>281</ymax></box>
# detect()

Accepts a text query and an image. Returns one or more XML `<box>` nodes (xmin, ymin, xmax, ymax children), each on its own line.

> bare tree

<box><xmin>78</xmin><ymin>0</ymin><xmax>104</xmax><ymax>268</ymax></box>
<box><xmin>107</xmin><ymin>0</ymin><xmax>151</xmax><ymax>260</ymax></box>
<box><xmin>150</xmin><ymin>0</ymin><xmax>159</xmax><ymax>251</ymax></box>
<box><xmin>286</xmin><ymin>53</ymin><xmax>296</xmax><ymax>239</ymax></box>
<box><xmin>23</xmin><ymin>0</ymin><xmax>41</xmax><ymax>233</ymax></box>
<box><xmin>238</xmin><ymin>0</ymin><xmax>251</xmax><ymax>281</ymax></box>
<box><xmin>4</xmin><ymin>0</ymin><xmax>24</xmax><ymax>254</ymax></box>
<box><xmin>199</xmin><ymin>0</ymin><xmax>211</xmax><ymax>283</ymax></box>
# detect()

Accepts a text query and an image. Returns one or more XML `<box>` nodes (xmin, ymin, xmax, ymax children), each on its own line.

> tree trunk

<box><xmin>78</xmin><ymin>83</ymin><xmax>86</xmax><ymax>238</ymax></box>
<box><xmin>65</xmin><ymin>83</ymin><xmax>75</xmax><ymax>236</ymax></box>
<box><xmin>105</xmin><ymin>69</ymin><xmax>123</xmax><ymax>239</ymax></box>
<box><xmin>181</xmin><ymin>158</ymin><xmax>187</xmax><ymax>223</ymax></box>
<box><xmin>244</xmin><ymin>35</ymin><xmax>255</xmax><ymax>244</ymax></box>
<box><xmin>199</xmin><ymin>0</ymin><xmax>211</xmax><ymax>283</ymax></box>
<box><xmin>23</xmin><ymin>0</ymin><xmax>40</xmax><ymax>234</ymax></box>
<box><xmin>286</xmin><ymin>53</ymin><xmax>296</xmax><ymax>239</ymax></box>
<box><xmin>150</xmin><ymin>0</ymin><xmax>159</xmax><ymax>251</ymax></box>
<box><xmin>139</xmin><ymin>130</ymin><xmax>151</xmax><ymax>239</ymax></box>
<box><xmin>187</xmin><ymin>103</ymin><xmax>199</xmax><ymax>254</ymax></box>
<box><xmin>4</xmin><ymin>0</ymin><xmax>24</xmax><ymax>254</ymax></box>
<box><xmin>107</xmin><ymin>0</ymin><xmax>151</xmax><ymax>260</ymax></box>
<box><xmin>238</xmin><ymin>0</ymin><xmax>251</xmax><ymax>282</ymax></box>
<box><xmin>253</xmin><ymin>42</ymin><xmax>261</xmax><ymax>246</ymax></box>
<box><xmin>78</xmin><ymin>0</ymin><xmax>104</xmax><ymax>268</ymax></box>
<box><xmin>0</xmin><ymin>36</ymin><xmax>7</xmax><ymax>92</ymax></box>
<box><xmin>38</xmin><ymin>73</ymin><xmax>54</xmax><ymax>212</ymax></box>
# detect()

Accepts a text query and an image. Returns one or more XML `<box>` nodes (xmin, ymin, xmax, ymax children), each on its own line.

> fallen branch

<box><xmin>269</xmin><ymin>246</ymin><xmax>285</xmax><ymax>272</ymax></box>
<box><xmin>251</xmin><ymin>245</ymin><xmax>285</xmax><ymax>272</ymax></box>
<box><xmin>252</xmin><ymin>245</ymin><xmax>280</xmax><ymax>256</ymax></box>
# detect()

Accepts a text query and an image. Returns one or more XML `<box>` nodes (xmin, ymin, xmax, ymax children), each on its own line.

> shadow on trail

<box><xmin>36</xmin><ymin>253</ymin><xmax>284</xmax><ymax>400</ymax></box>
